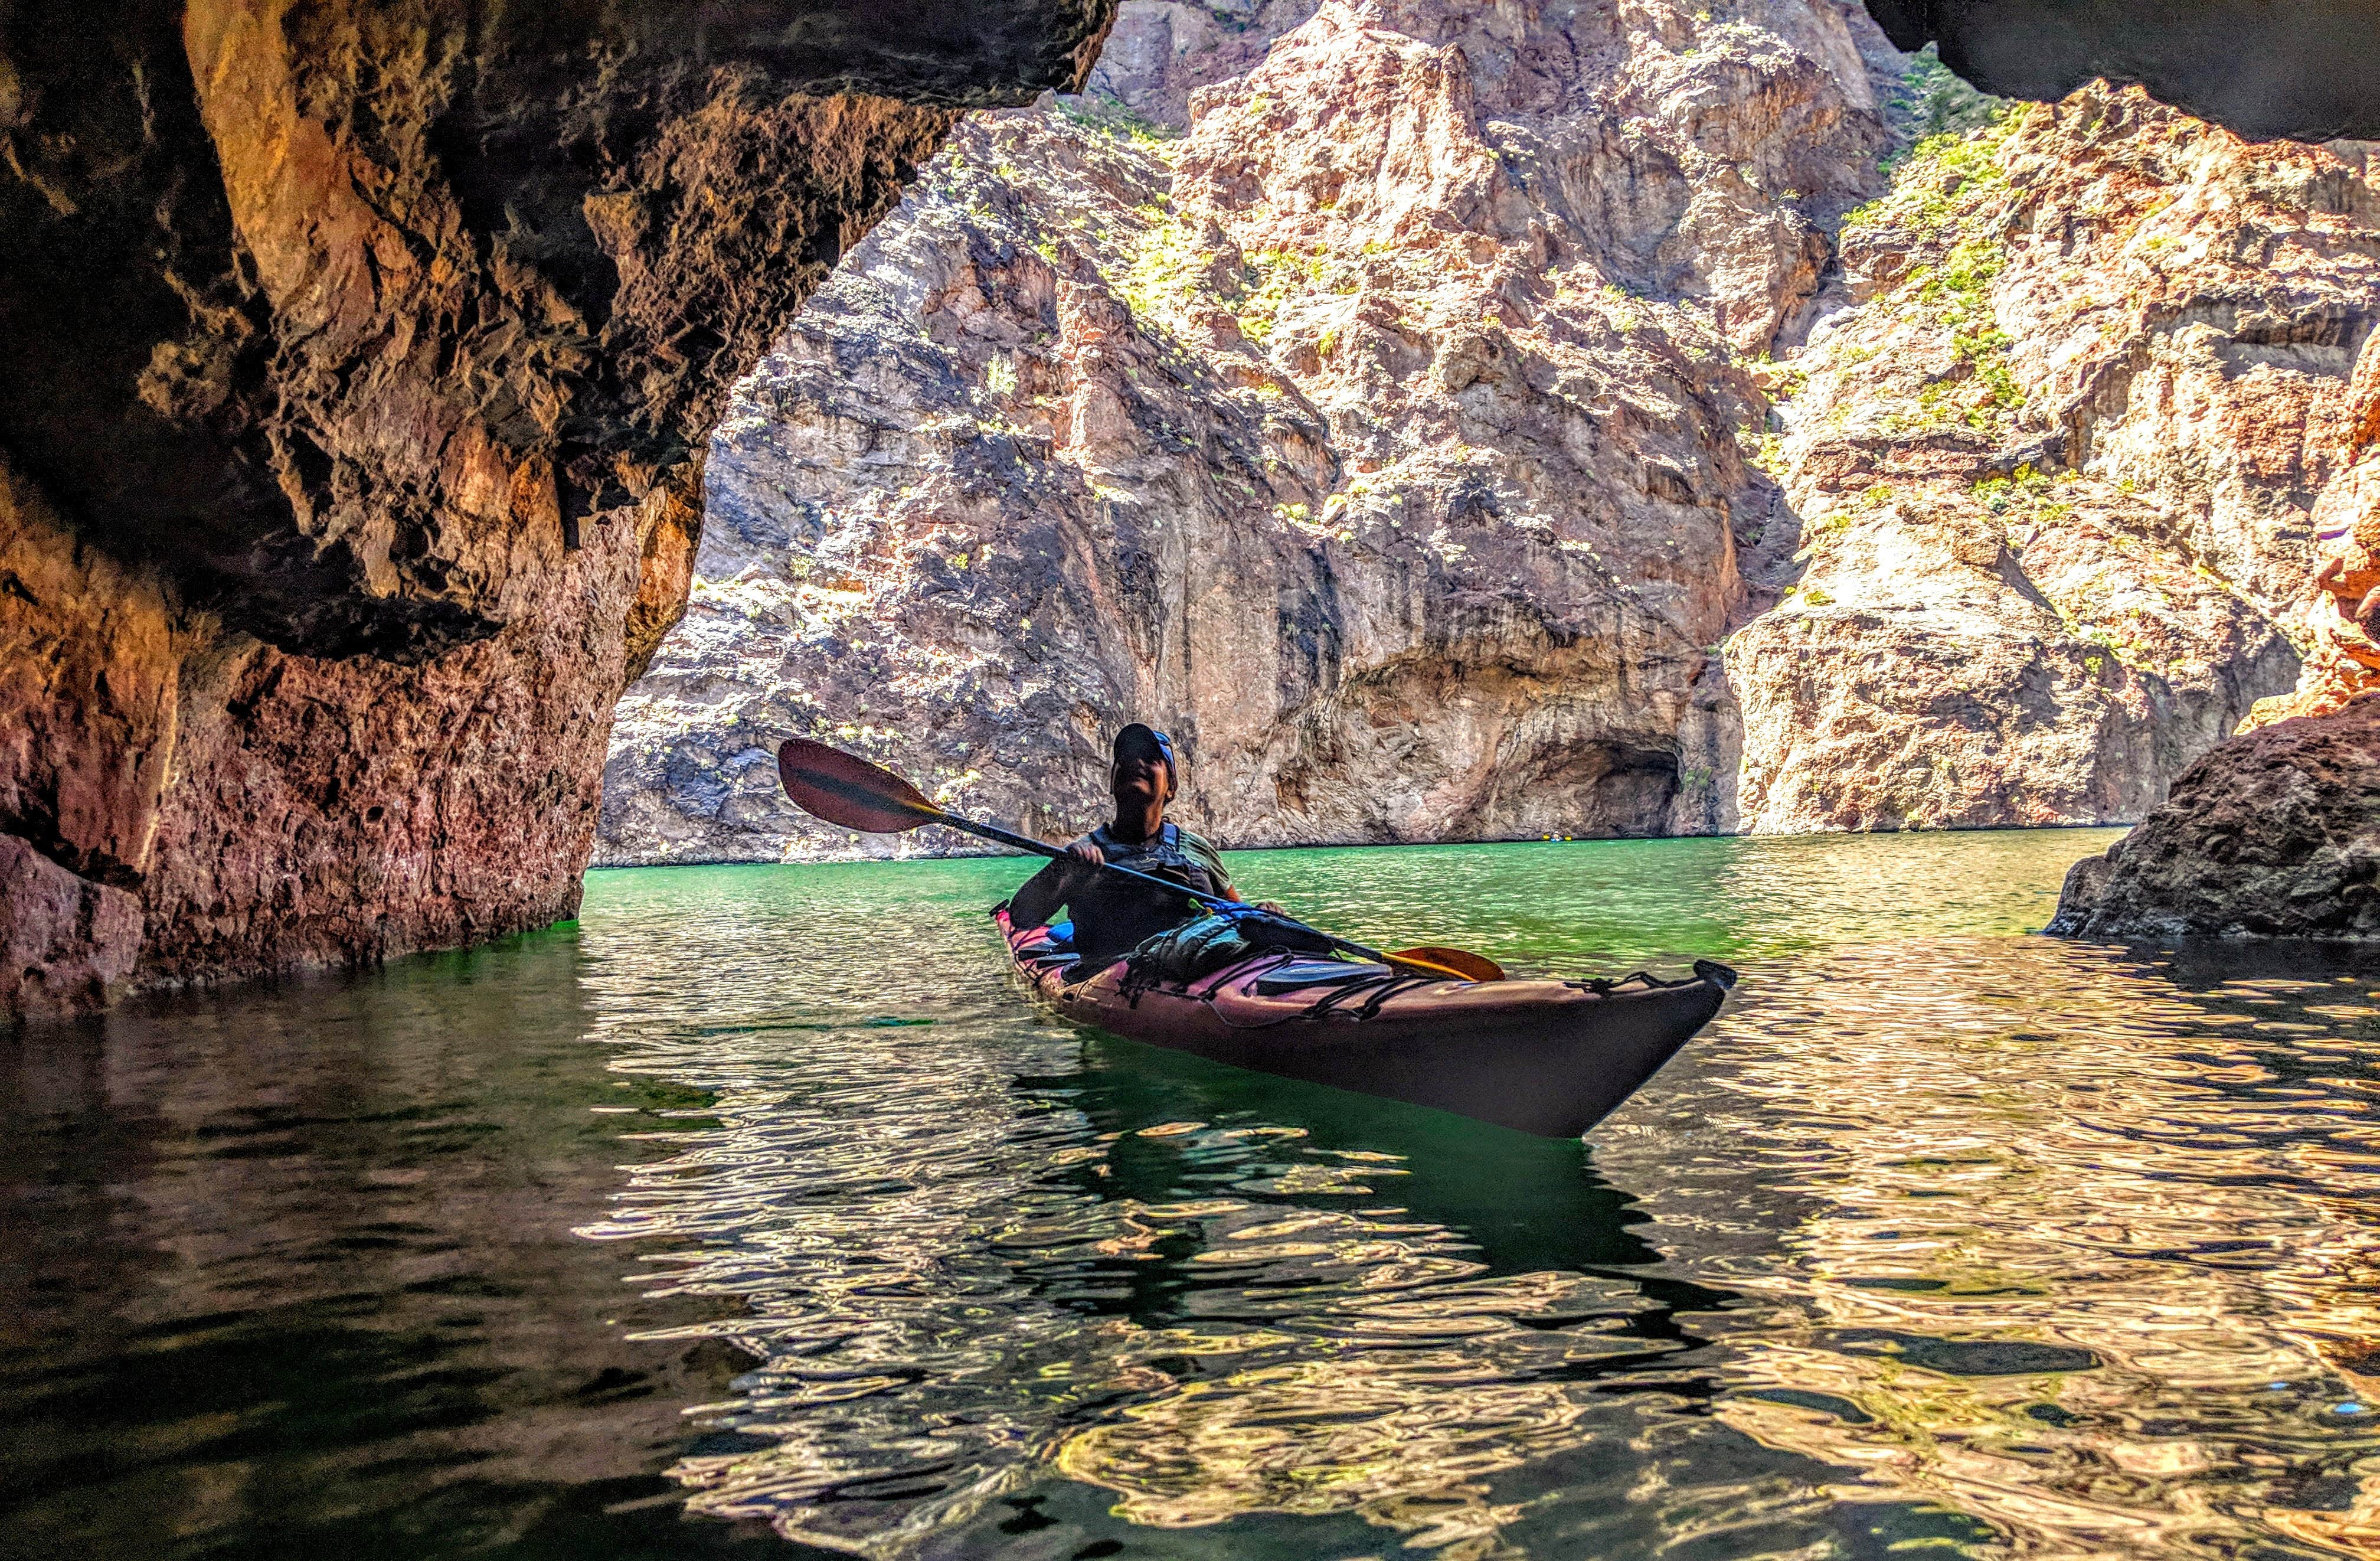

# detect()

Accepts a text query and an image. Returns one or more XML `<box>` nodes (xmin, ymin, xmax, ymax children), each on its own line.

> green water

<box><xmin>12</xmin><ymin>829</ymin><xmax>2380</xmax><ymax>1560</ymax></box>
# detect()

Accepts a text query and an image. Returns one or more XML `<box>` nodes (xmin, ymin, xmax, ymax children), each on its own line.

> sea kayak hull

<box><xmin>996</xmin><ymin>910</ymin><xmax>1735</xmax><ymax>1138</ymax></box>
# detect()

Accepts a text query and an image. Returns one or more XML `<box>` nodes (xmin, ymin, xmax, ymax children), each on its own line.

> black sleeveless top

<box><xmin>1064</xmin><ymin>823</ymin><xmax>1232</xmax><ymax>969</ymax></box>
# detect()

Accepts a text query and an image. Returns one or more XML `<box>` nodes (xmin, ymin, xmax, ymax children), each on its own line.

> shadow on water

<box><xmin>0</xmin><ymin>935</ymin><xmax>776</xmax><ymax>1561</ymax></box>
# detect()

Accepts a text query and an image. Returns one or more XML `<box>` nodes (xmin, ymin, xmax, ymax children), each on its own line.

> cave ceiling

<box><xmin>1865</xmin><ymin>0</ymin><xmax>2380</xmax><ymax>142</ymax></box>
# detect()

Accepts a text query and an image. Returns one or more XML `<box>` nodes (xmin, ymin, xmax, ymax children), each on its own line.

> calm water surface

<box><xmin>11</xmin><ymin>830</ymin><xmax>2380</xmax><ymax>1560</ymax></box>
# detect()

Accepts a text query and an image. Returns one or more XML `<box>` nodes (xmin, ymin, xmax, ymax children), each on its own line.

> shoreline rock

<box><xmin>2046</xmin><ymin>694</ymin><xmax>2380</xmax><ymax>940</ymax></box>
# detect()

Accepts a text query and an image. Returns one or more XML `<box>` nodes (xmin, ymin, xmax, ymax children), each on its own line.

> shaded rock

<box><xmin>2046</xmin><ymin>695</ymin><xmax>2380</xmax><ymax>939</ymax></box>
<box><xmin>3</xmin><ymin>1</ymin><xmax>1111</xmax><ymax>658</ymax></box>
<box><xmin>1</xmin><ymin>1</ymin><xmax>1114</xmax><ymax>1021</ymax></box>
<box><xmin>0</xmin><ymin>834</ymin><xmax>143</xmax><ymax>1018</ymax></box>
<box><xmin>1862</xmin><ymin>0</ymin><xmax>2380</xmax><ymax>142</ymax></box>
<box><xmin>0</xmin><ymin>455</ymin><xmax>179</xmax><ymax>891</ymax></box>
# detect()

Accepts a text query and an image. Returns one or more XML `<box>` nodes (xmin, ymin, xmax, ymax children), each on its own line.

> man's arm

<box><xmin>1008</xmin><ymin>860</ymin><xmax>1070</xmax><ymax>930</ymax></box>
<box><xmin>1007</xmin><ymin>841</ymin><xmax>1106</xmax><ymax>930</ymax></box>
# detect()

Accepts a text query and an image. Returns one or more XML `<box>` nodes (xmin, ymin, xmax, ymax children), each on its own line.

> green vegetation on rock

<box><xmin>1882</xmin><ymin>44</ymin><xmax>2009</xmax><ymax>153</ymax></box>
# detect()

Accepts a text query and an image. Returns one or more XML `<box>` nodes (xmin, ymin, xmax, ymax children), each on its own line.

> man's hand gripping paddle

<box><xmin>777</xmin><ymin>739</ymin><xmax>1504</xmax><ymax>983</ymax></box>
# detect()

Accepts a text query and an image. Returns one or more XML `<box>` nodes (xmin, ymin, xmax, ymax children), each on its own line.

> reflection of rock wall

<box><xmin>0</xmin><ymin>939</ymin><xmax>764</xmax><ymax>1557</ymax></box>
<box><xmin>1863</xmin><ymin>0</ymin><xmax>2380</xmax><ymax>142</ymax></box>
<box><xmin>0</xmin><ymin>3</ymin><xmax>1113</xmax><ymax>1018</ymax></box>
<box><xmin>1596</xmin><ymin>929</ymin><xmax>2380</xmax><ymax>1560</ymax></box>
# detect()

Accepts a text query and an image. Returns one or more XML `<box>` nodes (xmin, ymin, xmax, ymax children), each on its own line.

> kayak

<box><xmin>995</xmin><ymin>908</ymin><xmax>1736</xmax><ymax>1138</ymax></box>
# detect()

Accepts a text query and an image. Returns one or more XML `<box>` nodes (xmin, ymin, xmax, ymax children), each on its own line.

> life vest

<box><xmin>1067</xmin><ymin>822</ymin><xmax>1230</xmax><ymax>968</ymax></box>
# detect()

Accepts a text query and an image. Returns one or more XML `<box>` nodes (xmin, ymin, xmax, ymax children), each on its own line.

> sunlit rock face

<box><xmin>1727</xmin><ymin>86</ymin><xmax>2379</xmax><ymax>831</ymax></box>
<box><xmin>601</xmin><ymin>0</ymin><xmax>1905</xmax><ymax>863</ymax></box>
<box><xmin>2036</xmin><ymin>151</ymin><xmax>2380</xmax><ymax>942</ymax></box>
<box><xmin>601</xmin><ymin>0</ymin><xmax>2375</xmax><ymax>866</ymax></box>
<box><xmin>2241</xmin><ymin>322</ymin><xmax>2380</xmax><ymax>730</ymax></box>
<box><xmin>0</xmin><ymin>2</ymin><xmax>1113</xmax><ymax>1017</ymax></box>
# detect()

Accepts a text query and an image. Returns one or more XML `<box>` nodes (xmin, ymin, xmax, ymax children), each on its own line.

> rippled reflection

<box><xmin>1605</xmin><ymin>935</ymin><xmax>2380</xmax><ymax>1559</ymax></box>
<box><xmin>561</xmin><ymin>831</ymin><xmax>2380</xmax><ymax>1558</ymax></box>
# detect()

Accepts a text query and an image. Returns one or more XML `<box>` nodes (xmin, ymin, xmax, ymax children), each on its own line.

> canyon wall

<box><xmin>1728</xmin><ymin>86</ymin><xmax>2376</xmax><ymax>830</ymax></box>
<box><xmin>601</xmin><ymin>0</ymin><xmax>1899</xmax><ymax>863</ymax></box>
<box><xmin>600</xmin><ymin>1</ymin><xmax>2379</xmax><ymax>867</ymax></box>
<box><xmin>1</xmin><ymin>1</ymin><xmax>1114</xmax><ymax>1019</ymax></box>
<box><xmin>2049</xmin><ymin>325</ymin><xmax>2380</xmax><ymax>939</ymax></box>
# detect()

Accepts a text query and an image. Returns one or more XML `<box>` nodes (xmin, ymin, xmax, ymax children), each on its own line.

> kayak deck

<box><xmin>996</xmin><ymin>909</ymin><xmax>1735</xmax><ymax>1138</ymax></box>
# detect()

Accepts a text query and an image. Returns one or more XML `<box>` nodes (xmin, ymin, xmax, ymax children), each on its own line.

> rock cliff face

<box><xmin>1728</xmin><ymin>86</ymin><xmax>2378</xmax><ymax>831</ymax></box>
<box><xmin>600</xmin><ymin>1</ymin><xmax>2380</xmax><ymax>868</ymax></box>
<box><xmin>2257</xmin><ymin>321</ymin><xmax>2380</xmax><ymax>729</ymax></box>
<box><xmin>1</xmin><ymin>2</ymin><xmax>1113</xmax><ymax>1019</ymax></box>
<box><xmin>601</xmin><ymin>0</ymin><xmax>1902</xmax><ymax>863</ymax></box>
<box><xmin>2050</xmin><ymin>319</ymin><xmax>2380</xmax><ymax>940</ymax></box>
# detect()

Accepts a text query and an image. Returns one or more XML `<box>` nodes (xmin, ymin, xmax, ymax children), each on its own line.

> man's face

<box><xmin>1112</xmin><ymin>750</ymin><xmax>1173</xmax><ymax>809</ymax></box>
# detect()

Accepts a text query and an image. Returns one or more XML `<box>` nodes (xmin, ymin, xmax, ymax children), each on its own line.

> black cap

<box><xmin>1112</xmin><ymin>723</ymin><xmax>1176</xmax><ymax>782</ymax></box>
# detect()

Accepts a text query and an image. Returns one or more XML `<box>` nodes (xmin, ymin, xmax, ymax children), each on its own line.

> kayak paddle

<box><xmin>776</xmin><ymin>739</ymin><xmax>1503</xmax><ymax>982</ymax></box>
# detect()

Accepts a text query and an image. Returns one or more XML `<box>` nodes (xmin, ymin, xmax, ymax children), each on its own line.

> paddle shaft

<box><xmin>776</xmin><ymin>742</ymin><xmax>1489</xmax><ymax>980</ymax></box>
<box><xmin>921</xmin><ymin>809</ymin><xmax>1413</xmax><ymax>967</ymax></box>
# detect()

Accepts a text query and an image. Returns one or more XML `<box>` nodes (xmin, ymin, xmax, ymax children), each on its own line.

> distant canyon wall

<box><xmin>599</xmin><ymin>0</ymin><xmax>2379</xmax><ymax>867</ymax></box>
<box><xmin>1728</xmin><ymin>86</ymin><xmax>2377</xmax><ymax>831</ymax></box>
<box><xmin>2049</xmin><ymin>325</ymin><xmax>2380</xmax><ymax>940</ymax></box>
<box><xmin>1</xmin><ymin>1</ymin><xmax>1114</xmax><ymax>1020</ymax></box>
<box><xmin>602</xmin><ymin>0</ymin><xmax>1893</xmax><ymax>862</ymax></box>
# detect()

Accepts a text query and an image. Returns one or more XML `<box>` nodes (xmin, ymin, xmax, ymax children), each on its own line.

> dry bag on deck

<box><xmin>1123</xmin><ymin>906</ymin><xmax>1340</xmax><ymax>990</ymax></box>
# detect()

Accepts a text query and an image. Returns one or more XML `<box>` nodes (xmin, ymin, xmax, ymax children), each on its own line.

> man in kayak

<box><xmin>1007</xmin><ymin>723</ymin><xmax>1257</xmax><ymax>969</ymax></box>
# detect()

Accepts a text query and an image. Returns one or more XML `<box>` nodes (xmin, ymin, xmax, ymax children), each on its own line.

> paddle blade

<box><xmin>777</xmin><ymin>740</ymin><xmax>941</xmax><ymax>833</ymax></box>
<box><xmin>1385</xmin><ymin>945</ymin><xmax>1505</xmax><ymax>982</ymax></box>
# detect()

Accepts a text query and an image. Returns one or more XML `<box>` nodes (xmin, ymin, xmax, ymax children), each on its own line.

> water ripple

<box><xmin>572</xmin><ymin>834</ymin><xmax>2380</xmax><ymax>1559</ymax></box>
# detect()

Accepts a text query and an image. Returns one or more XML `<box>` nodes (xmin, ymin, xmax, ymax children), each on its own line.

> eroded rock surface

<box><xmin>601</xmin><ymin>0</ymin><xmax>1905</xmax><ymax>863</ymax></box>
<box><xmin>603</xmin><ymin>1</ymin><xmax>2379</xmax><ymax>867</ymax></box>
<box><xmin>1730</xmin><ymin>85</ymin><xmax>2378</xmax><ymax>831</ymax></box>
<box><xmin>2248</xmin><ymin>325</ymin><xmax>2380</xmax><ymax>728</ymax></box>
<box><xmin>1</xmin><ymin>1</ymin><xmax>1113</xmax><ymax>1018</ymax></box>
<box><xmin>2048</xmin><ymin>241</ymin><xmax>2380</xmax><ymax>941</ymax></box>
